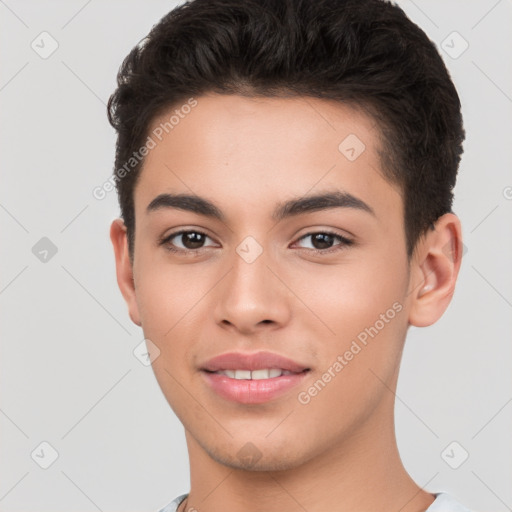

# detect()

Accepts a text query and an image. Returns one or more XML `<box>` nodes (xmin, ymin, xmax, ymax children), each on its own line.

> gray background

<box><xmin>1</xmin><ymin>1</ymin><xmax>511</xmax><ymax>511</ymax></box>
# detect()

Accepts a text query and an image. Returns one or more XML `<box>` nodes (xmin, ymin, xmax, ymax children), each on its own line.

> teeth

<box><xmin>215</xmin><ymin>369</ymin><xmax>294</xmax><ymax>380</ymax></box>
<box><xmin>235</xmin><ymin>370</ymin><xmax>251</xmax><ymax>380</ymax></box>
<box><xmin>252</xmin><ymin>369</ymin><xmax>272</xmax><ymax>380</ymax></box>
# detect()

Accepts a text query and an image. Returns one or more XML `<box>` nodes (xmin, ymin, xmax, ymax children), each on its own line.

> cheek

<box><xmin>132</xmin><ymin>267</ymin><xmax>198</xmax><ymax>399</ymax></box>
<box><xmin>297</xmin><ymin>253</ymin><xmax>409</xmax><ymax>387</ymax></box>
<box><xmin>134</xmin><ymin>251</ymin><xmax>207</xmax><ymax>336</ymax></box>
<box><xmin>294</xmin><ymin>254</ymin><xmax>407</xmax><ymax>335</ymax></box>
<box><xmin>133</xmin><ymin>263</ymin><xmax>203</xmax><ymax>413</ymax></box>
<box><xmin>289</xmin><ymin>268</ymin><xmax>408</xmax><ymax>444</ymax></box>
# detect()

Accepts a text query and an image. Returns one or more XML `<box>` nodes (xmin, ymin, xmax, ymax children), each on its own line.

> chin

<box><xmin>214</xmin><ymin>450</ymin><xmax>305</xmax><ymax>472</ymax></box>
<box><xmin>201</xmin><ymin>436</ymin><xmax>313</xmax><ymax>472</ymax></box>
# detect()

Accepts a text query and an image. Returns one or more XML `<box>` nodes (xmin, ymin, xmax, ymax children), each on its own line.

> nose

<box><xmin>213</xmin><ymin>245</ymin><xmax>292</xmax><ymax>335</ymax></box>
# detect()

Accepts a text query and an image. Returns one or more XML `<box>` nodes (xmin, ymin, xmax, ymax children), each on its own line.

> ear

<box><xmin>408</xmin><ymin>213</ymin><xmax>463</xmax><ymax>327</ymax></box>
<box><xmin>110</xmin><ymin>218</ymin><xmax>142</xmax><ymax>327</ymax></box>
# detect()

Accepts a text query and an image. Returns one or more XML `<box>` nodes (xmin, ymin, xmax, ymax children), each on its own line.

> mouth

<box><xmin>204</xmin><ymin>368</ymin><xmax>309</xmax><ymax>379</ymax></box>
<box><xmin>200</xmin><ymin>351</ymin><xmax>311</xmax><ymax>404</ymax></box>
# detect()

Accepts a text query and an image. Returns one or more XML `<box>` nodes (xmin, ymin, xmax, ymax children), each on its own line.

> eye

<box><xmin>159</xmin><ymin>229</ymin><xmax>354</xmax><ymax>255</ymax></box>
<box><xmin>159</xmin><ymin>229</ymin><xmax>217</xmax><ymax>253</ymax></box>
<box><xmin>294</xmin><ymin>231</ymin><xmax>353</xmax><ymax>254</ymax></box>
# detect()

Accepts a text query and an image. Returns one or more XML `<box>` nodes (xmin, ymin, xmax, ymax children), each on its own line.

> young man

<box><xmin>108</xmin><ymin>0</ymin><xmax>473</xmax><ymax>510</ymax></box>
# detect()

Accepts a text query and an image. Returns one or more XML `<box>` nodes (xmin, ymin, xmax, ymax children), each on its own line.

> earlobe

<box><xmin>408</xmin><ymin>213</ymin><xmax>463</xmax><ymax>328</ymax></box>
<box><xmin>110</xmin><ymin>218</ymin><xmax>142</xmax><ymax>327</ymax></box>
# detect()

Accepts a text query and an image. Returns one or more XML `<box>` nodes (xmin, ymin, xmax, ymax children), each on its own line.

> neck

<box><xmin>179</xmin><ymin>396</ymin><xmax>435</xmax><ymax>512</ymax></box>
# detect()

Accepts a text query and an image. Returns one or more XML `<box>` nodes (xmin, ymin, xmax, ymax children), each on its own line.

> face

<box><xmin>117</xmin><ymin>94</ymin><xmax>417</xmax><ymax>470</ymax></box>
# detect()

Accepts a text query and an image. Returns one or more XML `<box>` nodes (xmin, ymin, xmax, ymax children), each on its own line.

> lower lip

<box><xmin>201</xmin><ymin>370</ymin><xmax>310</xmax><ymax>404</ymax></box>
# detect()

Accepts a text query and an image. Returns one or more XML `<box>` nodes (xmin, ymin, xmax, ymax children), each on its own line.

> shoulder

<box><xmin>427</xmin><ymin>492</ymin><xmax>476</xmax><ymax>512</ymax></box>
<box><xmin>156</xmin><ymin>493</ymin><xmax>188</xmax><ymax>512</ymax></box>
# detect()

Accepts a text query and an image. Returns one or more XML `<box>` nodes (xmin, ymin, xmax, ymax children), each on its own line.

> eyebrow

<box><xmin>146</xmin><ymin>190</ymin><xmax>375</xmax><ymax>222</ymax></box>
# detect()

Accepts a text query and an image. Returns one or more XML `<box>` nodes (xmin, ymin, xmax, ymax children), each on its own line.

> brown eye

<box><xmin>310</xmin><ymin>233</ymin><xmax>336</xmax><ymax>249</ymax></box>
<box><xmin>295</xmin><ymin>231</ymin><xmax>353</xmax><ymax>253</ymax></box>
<box><xmin>160</xmin><ymin>230</ymin><xmax>216</xmax><ymax>252</ymax></box>
<box><xmin>177</xmin><ymin>231</ymin><xmax>207</xmax><ymax>249</ymax></box>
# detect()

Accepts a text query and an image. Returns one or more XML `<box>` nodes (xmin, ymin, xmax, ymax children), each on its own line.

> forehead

<box><xmin>134</xmin><ymin>93</ymin><xmax>402</xmax><ymax>225</ymax></box>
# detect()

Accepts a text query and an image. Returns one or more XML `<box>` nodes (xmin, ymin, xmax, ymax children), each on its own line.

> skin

<box><xmin>110</xmin><ymin>94</ymin><xmax>463</xmax><ymax>512</ymax></box>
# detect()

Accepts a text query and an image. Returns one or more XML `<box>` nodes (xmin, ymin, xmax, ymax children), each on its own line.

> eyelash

<box><xmin>159</xmin><ymin>229</ymin><xmax>354</xmax><ymax>256</ymax></box>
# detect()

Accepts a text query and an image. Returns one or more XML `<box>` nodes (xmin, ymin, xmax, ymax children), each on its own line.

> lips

<box><xmin>200</xmin><ymin>351</ymin><xmax>310</xmax><ymax>373</ymax></box>
<box><xmin>200</xmin><ymin>351</ymin><xmax>311</xmax><ymax>404</ymax></box>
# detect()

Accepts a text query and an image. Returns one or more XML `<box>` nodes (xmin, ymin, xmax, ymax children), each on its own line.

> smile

<box><xmin>199</xmin><ymin>350</ymin><xmax>311</xmax><ymax>403</ymax></box>
<box><xmin>211</xmin><ymin>368</ymin><xmax>296</xmax><ymax>379</ymax></box>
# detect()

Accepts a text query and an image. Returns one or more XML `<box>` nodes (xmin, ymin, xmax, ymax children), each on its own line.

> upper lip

<box><xmin>200</xmin><ymin>351</ymin><xmax>310</xmax><ymax>373</ymax></box>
